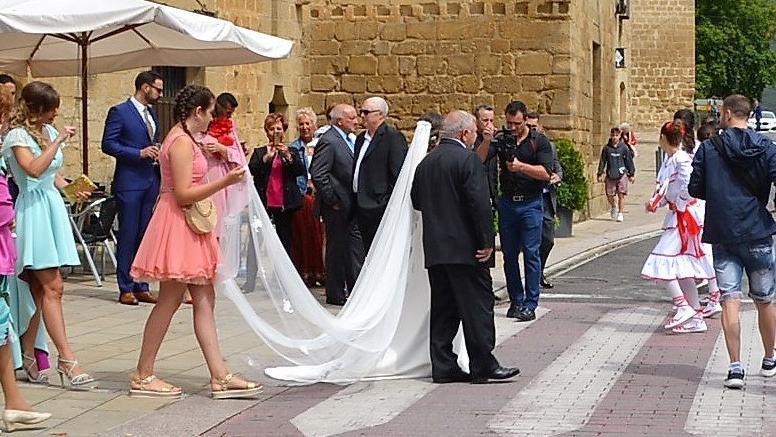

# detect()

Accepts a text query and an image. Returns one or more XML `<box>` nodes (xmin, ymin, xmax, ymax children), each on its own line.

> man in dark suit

<box><xmin>526</xmin><ymin>113</ymin><xmax>563</xmax><ymax>289</ymax></box>
<box><xmin>310</xmin><ymin>103</ymin><xmax>365</xmax><ymax>306</ymax></box>
<box><xmin>353</xmin><ymin>97</ymin><xmax>408</xmax><ymax>253</ymax></box>
<box><xmin>411</xmin><ymin>110</ymin><xmax>520</xmax><ymax>384</ymax></box>
<box><xmin>101</xmin><ymin>71</ymin><xmax>163</xmax><ymax>306</ymax></box>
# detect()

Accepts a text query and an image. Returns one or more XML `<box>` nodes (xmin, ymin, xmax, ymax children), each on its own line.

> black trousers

<box><xmin>323</xmin><ymin>209</ymin><xmax>365</xmax><ymax>301</ymax></box>
<box><xmin>427</xmin><ymin>264</ymin><xmax>499</xmax><ymax>379</ymax></box>
<box><xmin>539</xmin><ymin>194</ymin><xmax>555</xmax><ymax>274</ymax></box>
<box><xmin>268</xmin><ymin>207</ymin><xmax>295</xmax><ymax>256</ymax></box>
<box><xmin>356</xmin><ymin>211</ymin><xmax>381</xmax><ymax>256</ymax></box>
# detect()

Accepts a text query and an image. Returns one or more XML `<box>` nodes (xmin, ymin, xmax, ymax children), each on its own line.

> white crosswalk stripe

<box><xmin>290</xmin><ymin>308</ymin><xmax>549</xmax><ymax>437</ymax></box>
<box><xmin>487</xmin><ymin>307</ymin><xmax>665</xmax><ymax>436</ymax></box>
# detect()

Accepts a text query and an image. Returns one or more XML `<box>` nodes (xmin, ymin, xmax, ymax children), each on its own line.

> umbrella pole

<box><xmin>81</xmin><ymin>42</ymin><xmax>88</xmax><ymax>176</ymax></box>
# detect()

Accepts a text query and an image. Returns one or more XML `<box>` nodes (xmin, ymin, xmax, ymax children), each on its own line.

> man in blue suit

<box><xmin>102</xmin><ymin>71</ymin><xmax>164</xmax><ymax>306</ymax></box>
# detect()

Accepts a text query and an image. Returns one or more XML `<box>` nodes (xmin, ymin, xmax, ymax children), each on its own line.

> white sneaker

<box><xmin>672</xmin><ymin>316</ymin><xmax>707</xmax><ymax>334</ymax></box>
<box><xmin>610</xmin><ymin>206</ymin><xmax>617</xmax><ymax>220</ymax></box>
<box><xmin>702</xmin><ymin>301</ymin><xmax>722</xmax><ymax>318</ymax></box>
<box><xmin>616</xmin><ymin>212</ymin><xmax>624</xmax><ymax>222</ymax></box>
<box><xmin>665</xmin><ymin>305</ymin><xmax>696</xmax><ymax>329</ymax></box>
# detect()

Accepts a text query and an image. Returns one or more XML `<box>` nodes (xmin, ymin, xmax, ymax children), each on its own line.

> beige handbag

<box><xmin>184</xmin><ymin>198</ymin><xmax>217</xmax><ymax>235</ymax></box>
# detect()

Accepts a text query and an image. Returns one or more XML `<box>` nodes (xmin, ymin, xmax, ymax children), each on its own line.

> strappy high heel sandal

<box><xmin>129</xmin><ymin>375</ymin><xmax>183</xmax><ymax>398</ymax></box>
<box><xmin>210</xmin><ymin>373</ymin><xmax>263</xmax><ymax>400</ymax></box>
<box><xmin>56</xmin><ymin>357</ymin><xmax>98</xmax><ymax>390</ymax></box>
<box><xmin>22</xmin><ymin>354</ymin><xmax>49</xmax><ymax>385</ymax></box>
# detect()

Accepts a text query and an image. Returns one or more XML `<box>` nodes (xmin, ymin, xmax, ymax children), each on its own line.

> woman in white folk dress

<box><xmin>641</xmin><ymin>120</ymin><xmax>721</xmax><ymax>334</ymax></box>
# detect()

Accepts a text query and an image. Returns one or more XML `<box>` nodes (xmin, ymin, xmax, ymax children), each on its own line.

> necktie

<box><xmin>346</xmin><ymin>136</ymin><xmax>354</xmax><ymax>154</ymax></box>
<box><xmin>143</xmin><ymin>106</ymin><xmax>155</xmax><ymax>141</ymax></box>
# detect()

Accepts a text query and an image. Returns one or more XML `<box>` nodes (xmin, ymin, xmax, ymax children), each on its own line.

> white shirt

<box><xmin>449</xmin><ymin>138</ymin><xmax>468</xmax><ymax>149</ymax></box>
<box><xmin>130</xmin><ymin>96</ymin><xmax>156</xmax><ymax>138</ymax></box>
<box><xmin>353</xmin><ymin>131</ymin><xmax>372</xmax><ymax>193</ymax></box>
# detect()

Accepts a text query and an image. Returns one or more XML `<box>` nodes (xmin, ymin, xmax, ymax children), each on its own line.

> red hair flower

<box><xmin>208</xmin><ymin>116</ymin><xmax>235</xmax><ymax>147</ymax></box>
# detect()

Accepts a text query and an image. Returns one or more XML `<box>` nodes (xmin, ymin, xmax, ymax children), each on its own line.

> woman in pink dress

<box><xmin>129</xmin><ymin>85</ymin><xmax>261</xmax><ymax>399</ymax></box>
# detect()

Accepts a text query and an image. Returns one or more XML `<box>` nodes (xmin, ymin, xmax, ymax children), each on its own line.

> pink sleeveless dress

<box><xmin>130</xmin><ymin>129</ymin><xmax>221</xmax><ymax>284</ymax></box>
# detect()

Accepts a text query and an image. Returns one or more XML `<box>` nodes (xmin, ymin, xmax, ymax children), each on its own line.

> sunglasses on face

<box><xmin>147</xmin><ymin>84</ymin><xmax>163</xmax><ymax>94</ymax></box>
<box><xmin>359</xmin><ymin>109</ymin><xmax>380</xmax><ymax>116</ymax></box>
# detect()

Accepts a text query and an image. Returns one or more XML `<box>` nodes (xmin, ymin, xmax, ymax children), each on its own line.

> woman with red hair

<box><xmin>641</xmin><ymin>120</ymin><xmax>720</xmax><ymax>334</ymax></box>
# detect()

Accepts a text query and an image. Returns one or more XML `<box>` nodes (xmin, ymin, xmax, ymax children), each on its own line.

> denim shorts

<box><xmin>713</xmin><ymin>238</ymin><xmax>776</xmax><ymax>303</ymax></box>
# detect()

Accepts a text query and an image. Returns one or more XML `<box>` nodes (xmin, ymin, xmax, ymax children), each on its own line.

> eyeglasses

<box><xmin>147</xmin><ymin>84</ymin><xmax>163</xmax><ymax>94</ymax></box>
<box><xmin>359</xmin><ymin>109</ymin><xmax>380</xmax><ymax>116</ymax></box>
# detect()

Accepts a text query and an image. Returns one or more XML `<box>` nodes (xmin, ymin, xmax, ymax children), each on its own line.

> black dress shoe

<box><xmin>325</xmin><ymin>297</ymin><xmax>346</xmax><ymax>306</ymax></box>
<box><xmin>432</xmin><ymin>372</ymin><xmax>472</xmax><ymax>384</ymax></box>
<box><xmin>516</xmin><ymin>308</ymin><xmax>536</xmax><ymax>322</ymax></box>
<box><xmin>540</xmin><ymin>276</ymin><xmax>554</xmax><ymax>289</ymax></box>
<box><xmin>506</xmin><ymin>306</ymin><xmax>522</xmax><ymax>319</ymax></box>
<box><xmin>472</xmin><ymin>366</ymin><xmax>520</xmax><ymax>384</ymax></box>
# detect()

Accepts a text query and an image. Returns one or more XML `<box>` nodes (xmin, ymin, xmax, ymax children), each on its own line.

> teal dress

<box><xmin>3</xmin><ymin>126</ymin><xmax>79</xmax><ymax>275</ymax></box>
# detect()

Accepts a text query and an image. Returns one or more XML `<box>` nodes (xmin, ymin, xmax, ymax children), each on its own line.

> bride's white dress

<box><xmin>214</xmin><ymin>122</ymin><xmax>470</xmax><ymax>384</ymax></box>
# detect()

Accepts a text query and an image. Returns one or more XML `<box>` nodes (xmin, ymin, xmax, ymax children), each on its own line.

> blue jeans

<box><xmin>498</xmin><ymin>195</ymin><xmax>543</xmax><ymax>310</ymax></box>
<box><xmin>713</xmin><ymin>238</ymin><xmax>776</xmax><ymax>304</ymax></box>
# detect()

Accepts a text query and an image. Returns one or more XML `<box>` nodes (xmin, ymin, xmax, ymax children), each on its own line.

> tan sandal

<box><xmin>129</xmin><ymin>374</ymin><xmax>183</xmax><ymax>398</ymax></box>
<box><xmin>211</xmin><ymin>373</ymin><xmax>263</xmax><ymax>400</ymax></box>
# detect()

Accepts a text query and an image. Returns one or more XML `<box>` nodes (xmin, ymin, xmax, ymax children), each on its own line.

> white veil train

<box><xmin>215</xmin><ymin>121</ymin><xmax>468</xmax><ymax>384</ymax></box>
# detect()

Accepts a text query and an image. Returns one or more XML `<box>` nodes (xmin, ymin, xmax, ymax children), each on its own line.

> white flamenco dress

<box><xmin>640</xmin><ymin>150</ymin><xmax>715</xmax><ymax>282</ymax></box>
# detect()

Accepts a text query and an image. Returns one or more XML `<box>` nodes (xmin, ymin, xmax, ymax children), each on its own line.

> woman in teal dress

<box><xmin>0</xmin><ymin>83</ymin><xmax>52</xmax><ymax>431</ymax></box>
<box><xmin>3</xmin><ymin>81</ymin><xmax>96</xmax><ymax>390</ymax></box>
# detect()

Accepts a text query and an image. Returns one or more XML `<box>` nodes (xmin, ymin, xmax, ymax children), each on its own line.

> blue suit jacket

<box><xmin>101</xmin><ymin>99</ymin><xmax>161</xmax><ymax>192</ymax></box>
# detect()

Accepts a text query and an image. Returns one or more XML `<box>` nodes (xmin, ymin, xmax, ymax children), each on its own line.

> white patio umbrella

<box><xmin>0</xmin><ymin>0</ymin><xmax>294</xmax><ymax>174</ymax></box>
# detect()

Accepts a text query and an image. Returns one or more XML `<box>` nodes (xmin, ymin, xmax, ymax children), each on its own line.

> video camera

<box><xmin>491</xmin><ymin>126</ymin><xmax>518</xmax><ymax>162</ymax></box>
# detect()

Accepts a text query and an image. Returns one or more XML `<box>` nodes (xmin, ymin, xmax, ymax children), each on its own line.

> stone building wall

<box><xmin>627</xmin><ymin>0</ymin><xmax>696</xmax><ymax>130</ymax></box>
<box><xmin>297</xmin><ymin>0</ymin><xmax>639</xmax><ymax>217</ymax></box>
<box><xmin>567</xmin><ymin>0</ymin><xmax>627</xmax><ymax>215</ymax></box>
<box><xmin>297</xmin><ymin>0</ymin><xmax>576</xmax><ymax>136</ymax></box>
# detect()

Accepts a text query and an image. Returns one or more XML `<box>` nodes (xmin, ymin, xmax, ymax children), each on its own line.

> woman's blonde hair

<box><xmin>0</xmin><ymin>86</ymin><xmax>14</xmax><ymax>123</ymax></box>
<box><xmin>9</xmin><ymin>81</ymin><xmax>60</xmax><ymax>147</ymax></box>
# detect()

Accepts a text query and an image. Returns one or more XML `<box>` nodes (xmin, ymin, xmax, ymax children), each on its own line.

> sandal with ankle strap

<box><xmin>129</xmin><ymin>374</ymin><xmax>183</xmax><ymax>398</ymax></box>
<box><xmin>211</xmin><ymin>373</ymin><xmax>263</xmax><ymax>400</ymax></box>
<box><xmin>56</xmin><ymin>357</ymin><xmax>98</xmax><ymax>390</ymax></box>
<box><xmin>22</xmin><ymin>354</ymin><xmax>49</xmax><ymax>385</ymax></box>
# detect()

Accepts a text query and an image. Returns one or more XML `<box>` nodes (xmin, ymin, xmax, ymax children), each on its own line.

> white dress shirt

<box><xmin>130</xmin><ymin>96</ymin><xmax>156</xmax><ymax>138</ymax></box>
<box><xmin>353</xmin><ymin>131</ymin><xmax>372</xmax><ymax>193</ymax></box>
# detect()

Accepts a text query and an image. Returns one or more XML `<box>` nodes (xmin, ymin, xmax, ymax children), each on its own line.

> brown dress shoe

<box><xmin>134</xmin><ymin>291</ymin><xmax>158</xmax><ymax>304</ymax></box>
<box><xmin>119</xmin><ymin>293</ymin><xmax>139</xmax><ymax>306</ymax></box>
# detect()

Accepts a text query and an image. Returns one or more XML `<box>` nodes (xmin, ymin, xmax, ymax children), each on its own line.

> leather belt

<box><xmin>504</xmin><ymin>194</ymin><xmax>539</xmax><ymax>202</ymax></box>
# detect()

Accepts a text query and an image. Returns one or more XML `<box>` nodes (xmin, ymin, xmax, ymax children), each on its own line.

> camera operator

<box><xmin>476</xmin><ymin>101</ymin><xmax>553</xmax><ymax>322</ymax></box>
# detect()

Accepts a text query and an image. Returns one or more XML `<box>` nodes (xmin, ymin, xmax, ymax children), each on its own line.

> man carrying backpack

<box><xmin>689</xmin><ymin>94</ymin><xmax>776</xmax><ymax>390</ymax></box>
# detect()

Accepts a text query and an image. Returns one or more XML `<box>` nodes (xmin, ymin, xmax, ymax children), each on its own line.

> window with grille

<box><xmin>151</xmin><ymin>66</ymin><xmax>187</xmax><ymax>138</ymax></box>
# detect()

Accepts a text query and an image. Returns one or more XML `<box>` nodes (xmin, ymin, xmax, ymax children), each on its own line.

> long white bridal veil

<box><xmin>215</xmin><ymin>121</ymin><xmax>444</xmax><ymax>384</ymax></box>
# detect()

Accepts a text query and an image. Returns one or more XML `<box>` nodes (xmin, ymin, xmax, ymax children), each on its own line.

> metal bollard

<box><xmin>655</xmin><ymin>148</ymin><xmax>663</xmax><ymax>176</ymax></box>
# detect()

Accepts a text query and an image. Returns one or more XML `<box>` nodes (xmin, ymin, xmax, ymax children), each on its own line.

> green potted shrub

<box><xmin>554</xmin><ymin>138</ymin><xmax>588</xmax><ymax>237</ymax></box>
